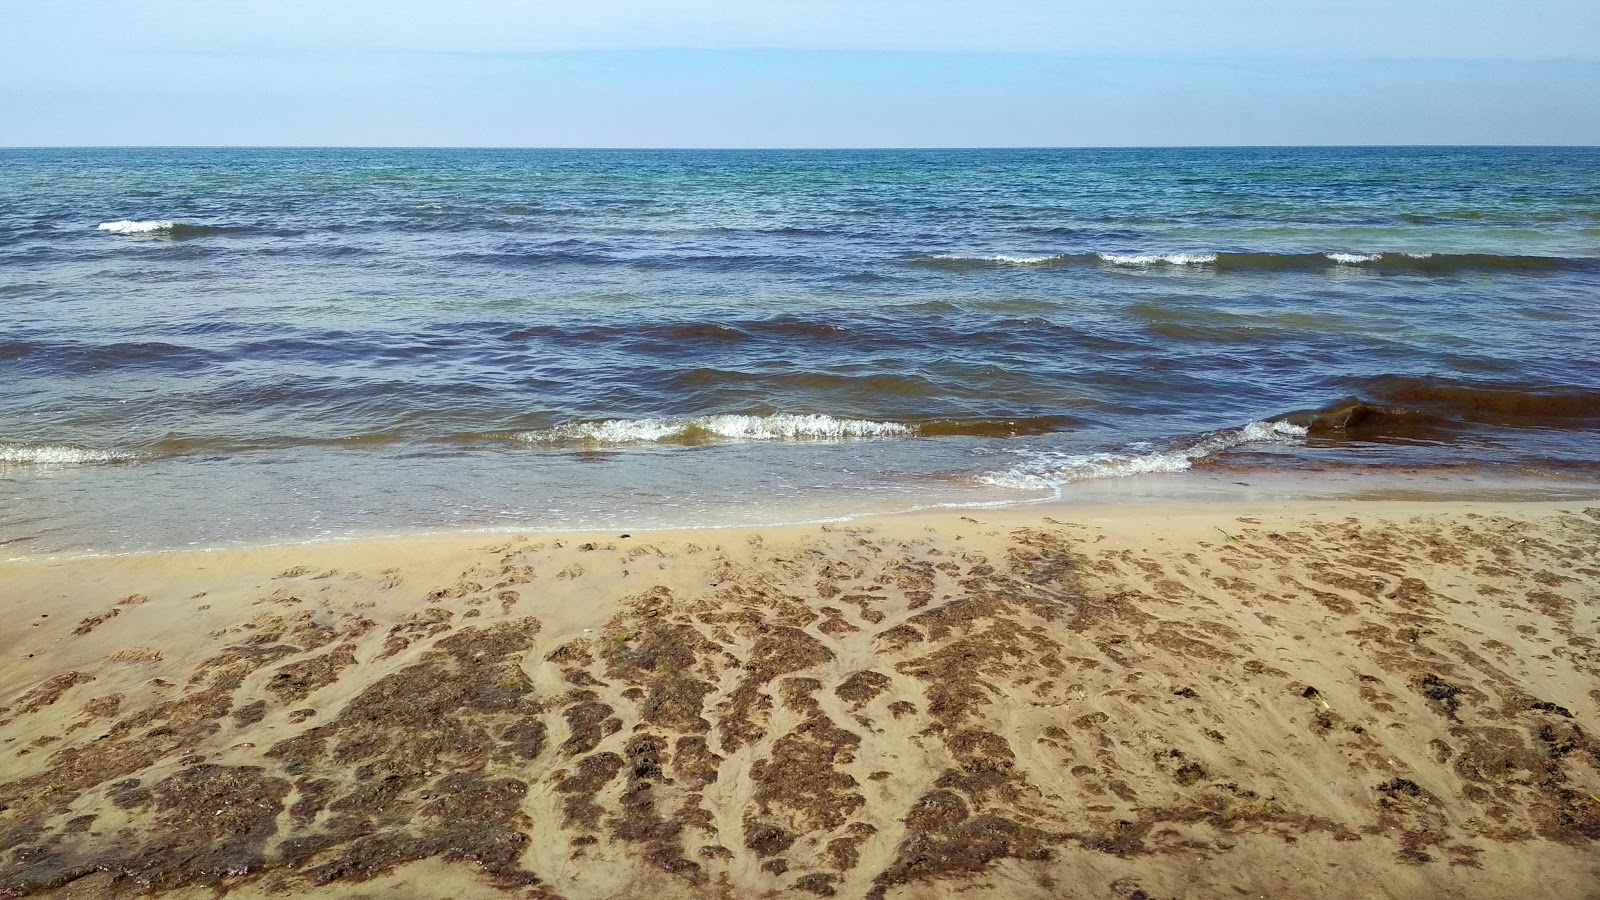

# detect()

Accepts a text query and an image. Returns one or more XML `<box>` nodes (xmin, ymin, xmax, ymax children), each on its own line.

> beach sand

<box><xmin>1</xmin><ymin>499</ymin><xmax>1597</xmax><ymax>899</ymax></box>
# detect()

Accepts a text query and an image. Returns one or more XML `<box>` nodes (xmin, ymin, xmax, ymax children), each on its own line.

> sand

<box><xmin>1</xmin><ymin>499</ymin><xmax>1597</xmax><ymax>899</ymax></box>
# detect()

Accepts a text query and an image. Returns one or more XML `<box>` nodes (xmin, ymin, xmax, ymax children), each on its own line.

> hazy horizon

<box><xmin>6</xmin><ymin>143</ymin><xmax>1600</xmax><ymax>150</ymax></box>
<box><xmin>4</xmin><ymin>1</ymin><xmax>1598</xmax><ymax>147</ymax></box>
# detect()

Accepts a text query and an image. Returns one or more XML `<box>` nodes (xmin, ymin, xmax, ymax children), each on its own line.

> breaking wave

<box><xmin>1096</xmin><ymin>252</ymin><xmax>1219</xmax><ymax>266</ymax></box>
<box><xmin>98</xmin><ymin>220</ymin><xmax>177</xmax><ymax>234</ymax></box>
<box><xmin>979</xmin><ymin>420</ymin><xmax>1308</xmax><ymax>490</ymax></box>
<box><xmin>96</xmin><ymin>220</ymin><xmax>232</xmax><ymax>237</ymax></box>
<box><xmin>513</xmin><ymin>413</ymin><xmax>1080</xmax><ymax>447</ymax></box>
<box><xmin>516</xmin><ymin>414</ymin><xmax>913</xmax><ymax>445</ymax></box>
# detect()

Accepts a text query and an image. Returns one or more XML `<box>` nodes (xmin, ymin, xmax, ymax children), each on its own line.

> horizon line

<box><xmin>5</xmin><ymin>143</ymin><xmax>1600</xmax><ymax>152</ymax></box>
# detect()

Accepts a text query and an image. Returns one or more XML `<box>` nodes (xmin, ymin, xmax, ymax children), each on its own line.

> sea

<box><xmin>3</xmin><ymin>147</ymin><xmax>1599</xmax><ymax>555</ymax></box>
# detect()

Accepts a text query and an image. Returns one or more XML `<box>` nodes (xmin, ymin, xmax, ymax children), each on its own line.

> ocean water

<box><xmin>3</xmin><ymin>147</ymin><xmax>1599</xmax><ymax>554</ymax></box>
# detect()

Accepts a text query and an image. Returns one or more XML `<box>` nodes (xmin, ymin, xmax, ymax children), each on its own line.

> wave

<box><xmin>910</xmin><ymin>250</ymin><xmax>1596</xmax><ymax>274</ymax></box>
<box><xmin>978</xmin><ymin>420</ymin><xmax>1308</xmax><ymax>490</ymax></box>
<box><xmin>513</xmin><ymin>413</ymin><xmax>1080</xmax><ymax>447</ymax></box>
<box><xmin>96</xmin><ymin>220</ymin><xmax>233</xmax><ymax>237</ymax></box>
<box><xmin>924</xmin><ymin>253</ymin><xmax>1065</xmax><ymax>266</ymax></box>
<box><xmin>0</xmin><ymin>443</ymin><xmax>140</xmax><ymax>466</ymax></box>
<box><xmin>98</xmin><ymin>220</ymin><xmax>176</xmax><ymax>234</ymax></box>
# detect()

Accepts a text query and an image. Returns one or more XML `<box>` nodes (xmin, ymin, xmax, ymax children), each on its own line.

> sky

<box><xmin>3</xmin><ymin>0</ymin><xmax>1598</xmax><ymax>147</ymax></box>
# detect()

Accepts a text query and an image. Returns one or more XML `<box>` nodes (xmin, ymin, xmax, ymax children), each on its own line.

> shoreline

<box><xmin>7</xmin><ymin>465</ymin><xmax>1600</xmax><ymax>563</ymax></box>
<box><xmin>2</xmin><ymin>497</ymin><xmax>1598</xmax><ymax>898</ymax></box>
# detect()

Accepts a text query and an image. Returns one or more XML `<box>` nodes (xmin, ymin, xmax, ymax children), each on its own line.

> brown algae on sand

<box><xmin>0</xmin><ymin>502</ymin><xmax>1598</xmax><ymax>898</ymax></box>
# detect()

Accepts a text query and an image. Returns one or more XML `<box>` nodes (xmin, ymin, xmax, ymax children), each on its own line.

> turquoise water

<box><xmin>2</xmin><ymin>147</ymin><xmax>1598</xmax><ymax>552</ymax></box>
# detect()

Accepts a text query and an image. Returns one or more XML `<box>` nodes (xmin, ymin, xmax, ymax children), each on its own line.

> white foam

<box><xmin>1097</xmin><ymin>252</ymin><xmax>1217</xmax><ymax>266</ymax></box>
<box><xmin>97</xmin><ymin>220</ymin><xmax>177</xmax><ymax>234</ymax></box>
<box><xmin>931</xmin><ymin>253</ymin><xmax>1060</xmax><ymax>265</ymax></box>
<box><xmin>516</xmin><ymin>414</ymin><xmax>917</xmax><ymax>446</ymax></box>
<box><xmin>0</xmin><ymin>444</ymin><xmax>139</xmax><ymax>465</ymax></box>
<box><xmin>978</xmin><ymin>420</ymin><xmax>1307</xmax><ymax>491</ymax></box>
<box><xmin>1327</xmin><ymin>252</ymin><xmax>1438</xmax><ymax>263</ymax></box>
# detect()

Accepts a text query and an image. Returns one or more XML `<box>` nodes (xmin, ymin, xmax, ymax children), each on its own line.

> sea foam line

<box><xmin>515</xmin><ymin>413</ymin><xmax>917</xmax><ymax>446</ymax></box>
<box><xmin>978</xmin><ymin>420</ymin><xmax>1308</xmax><ymax>491</ymax></box>
<box><xmin>928</xmin><ymin>253</ymin><xmax>1063</xmax><ymax>265</ymax></box>
<box><xmin>923</xmin><ymin>250</ymin><xmax>1454</xmax><ymax>269</ymax></box>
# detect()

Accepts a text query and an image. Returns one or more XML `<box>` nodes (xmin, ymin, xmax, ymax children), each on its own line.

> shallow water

<box><xmin>3</xmin><ymin>147</ymin><xmax>1599</xmax><ymax>553</ymax></box>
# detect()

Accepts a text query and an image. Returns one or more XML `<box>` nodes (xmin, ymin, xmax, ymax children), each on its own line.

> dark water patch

<box><xmin>445</xmin><ymin>249</ymin><xmax>620</xmax><ymax>268</ymax></box>
<box><xmin>498</xmin><ymin>317</ymin><xmax>864</xmax><ymax>350</ymax></box>
<box><xmin>499</xmin><ymin>321</ymin><xmax>752</xmax><ymax>349</ymax></box>
<box><xmin>253</xmin><ymin>243</ymin><xmax>375</xmax><ymax>259</ymax></box>
<box><xmin>969</xmin><ymin>297</ymin><xmax>1062</xmax><ymax>314</ymax></box>
<box><xmin>743</xmin><ymin>317</ymin><xmax>856</xmax><ymax>341</ymax></box>
<box><xmin>165</xmin><ymin>320</ymin><xmax>279</xmax><ymax>339</ymax></box>
<box><xmin>658</xmin><ymin>322</ymin><xmax>749</xmax><ymax>343</ymax></box>
<box><xmin>681</xmin><ymin>225</ymin><xmax>844</xmax><ymax>238</ymax></box>
<box><xmin>147</xmin><ymin>378</ymin><xmax>506</xmax><ymax>436</ymax></box>
<box><xmin>493</xmin><ymin>313</ymin><xmax>1144</xmax><ymax>360</ymax></box>
<box><xmin>0</xmin><ymin>341</ymin><xmax>41</xmax><ymax>362</ymax></box>
<box><xmin>0</xmin><ymin>340</ymin><xmax>227</xmax><ymax>375</ymax></box>
<box><xmin>1276</xmin><ymin>378</ymin><xmax>1600</xmax><ymax>446</ymax></box>
<box><xmin>1277</xmin><ymin>401</ymin><xmax>1470</xmax><ymax>446</ymax></box>
<box><xmin>915</xmin><ymin>415</ymin><xmax>1080</xmax><ymax>437</ymax></box>
<box><xmin>1126</xmin><ymin>303</ymin><xmax>1352</xmax><ymax>347</ymax></box>
<box><xmin>1013</xmin><ymin>225</ymin><xmax>1089</xmax><ymax>237</ymax></box>
<box><xmin>230</xmin><ymin>332</ymin><xmax>501</xmax><ymax>367</ymax></box>
<box><xmin>1225</xmin><ymin>251</ymin><xmax>1593</xmax><ymax>274</ymax></box>
<box><xmin>632</xmin><ymin>252</ymin><xmax>825</xmax><ymax>275</ymax></box>
<box><xmin>670</xmin><ymin>367</ymin><xmax>943</xmax><ymax>398</ymax></box>
<box><xmin>145</xmin><ymin>432</ymin><xmax>415</xmax><ymax>457</ymax></box>
<box><xmin>1351</xmin><ymin>377</ymin><xmax>1600</xmax><ymax>426</ymax></box>
<box><xmin>828</xmin><ymin>271</ymin><xmax>899</xmax><ymax>284</ymax></box>
<box><xmin>447</xmin><ymin>247</ymin><xmax>828</xmax><ymax>274</ymax></box>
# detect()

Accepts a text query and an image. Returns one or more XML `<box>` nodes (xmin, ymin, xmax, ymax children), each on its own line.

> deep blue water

<box><xmin>3</xmin><ymin>147</ymin><xmax>1598</xmax><ymax>552</ymax></box>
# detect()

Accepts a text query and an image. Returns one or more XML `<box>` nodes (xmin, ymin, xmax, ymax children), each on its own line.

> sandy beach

<box><xmin>2</xmin><ymin>498</ymin><xmax>1597</xmax><ymax>898</ymax></box>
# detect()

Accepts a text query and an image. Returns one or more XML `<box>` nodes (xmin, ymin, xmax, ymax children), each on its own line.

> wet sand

<box><xmin>1</xmin><ymin>500</ymin><xmax>1597</xmax><ymax>899</ymax></box>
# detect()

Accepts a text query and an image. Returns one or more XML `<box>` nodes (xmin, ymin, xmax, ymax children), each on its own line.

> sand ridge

<box><xmin>0</xmin><ymin>501</ymin><xmax>1597</xmax><ymax>898</ymax></box>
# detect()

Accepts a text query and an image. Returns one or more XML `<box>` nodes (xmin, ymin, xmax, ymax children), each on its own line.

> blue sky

<box><xmin>3</xmin><ymin>0</ymin><xmax>1598</xmax><ymax>146</ymax></box>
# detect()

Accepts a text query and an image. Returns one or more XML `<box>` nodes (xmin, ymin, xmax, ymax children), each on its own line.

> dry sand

<box><xmin>1</xmin><ymin>499</ymin><xmax>1597</xmax><ymax>899</ymax></box>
